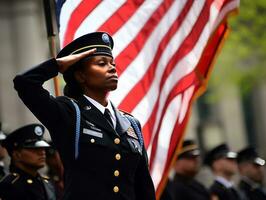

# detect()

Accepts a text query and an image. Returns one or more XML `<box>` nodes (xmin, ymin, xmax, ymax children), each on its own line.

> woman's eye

<box><xmin>98</xmin><ymin>62</ymin><xmax>106</xmax><ymax>66</ymax></box>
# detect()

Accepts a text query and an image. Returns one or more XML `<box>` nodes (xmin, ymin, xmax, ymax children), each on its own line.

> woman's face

<box><xmin>77</xmin><ymin>55</ymin><xmax>118</xmax><ymax>94</ymax></box>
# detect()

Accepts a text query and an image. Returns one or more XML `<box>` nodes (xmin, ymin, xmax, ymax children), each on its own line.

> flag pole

<box><xmin>43</xmin><ymin>0</ymin><xmax>60</xmax><ymax>96</ymax></box>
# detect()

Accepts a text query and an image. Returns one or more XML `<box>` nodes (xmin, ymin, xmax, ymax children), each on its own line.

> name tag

<box><xmin>83</xmin><ymin>128</ymin><xmax>103</xmax><ymax>138</ymax></box>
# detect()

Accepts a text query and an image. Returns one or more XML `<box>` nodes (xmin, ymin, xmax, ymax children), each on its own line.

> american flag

<box><xmin>56</xmin><ymin>0</ymin><xmax>239</xmax><ymax>197</ymax></box>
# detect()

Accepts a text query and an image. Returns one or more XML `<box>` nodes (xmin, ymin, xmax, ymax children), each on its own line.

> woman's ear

<box><xmin>12</xmin><ymin>150</ymin><xmax>22</xmax><ymax>161</ymax></box>
<box><xmin>74</xmin><ymin>70</ymin><xmax>86</xmax><ymax>84</ymax></box>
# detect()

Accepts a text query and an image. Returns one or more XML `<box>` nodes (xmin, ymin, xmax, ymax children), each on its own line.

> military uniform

<box><xmin>0</xmin><ymin>167</ymin><xmax>55</xmax><ymax>200</ymax></box>
<box><xmin>161</xmin><ymin>174</ymin><xmax>211</xmax><ymax>200</ymax></box>
<box><xmin>13</xmin><ymin>32</ymin><xmax>156</xmax><ymax>200</ymax></box>
<box><xmin>238</xmin><ymin>179</ymin><xmax>266</xmax><ymax>200</ymax></box>
<box><xmin>237</xmin><ymin>147</ymin><xmax>266</xmax><ymax>200</ymax></box>
<box><xmin>210</xmin><ymin>179</ymin><xmax>242</xmax><ymax>200</ymax></box>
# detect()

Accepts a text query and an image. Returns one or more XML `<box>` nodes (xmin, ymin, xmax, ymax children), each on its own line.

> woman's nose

<box><xmin>108</xmin><ymin>63</ymin><xmax>116</xmax><ymax>73</ymax></box>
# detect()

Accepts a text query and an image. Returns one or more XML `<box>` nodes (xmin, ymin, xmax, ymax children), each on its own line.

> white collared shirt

<box><xmin>215</xmin><ymin>176</ymin><xmax>234</xmax><ymax>188</ymax></box>
<box><xmin>84</xmin><ymin>95</ymin><xmax>117</xmax><ymax>127</ymax></box>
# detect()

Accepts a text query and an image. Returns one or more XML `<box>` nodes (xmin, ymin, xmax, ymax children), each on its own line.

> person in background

<box><xmin>160</xmin><ymin>139</ymin><xmax>211</xmax><ymax>200</ymax></box>
<box><xmin>237</xmin><ymin>146</ymin><xmax>266</xmax><ymax>200</ymax></box>
<box><xmin>0</xmin><ymin>123</ymin><xmax>56</xmax><ymax>200</ymax></box>
<box><xmin>204</xmin><ymin>143</ymin><xmax>241</xmax><ymax>200</ymax></box>
<box><xmin>0</xmin><ymin>122</ymin><xmax>7</xmax><ymax>180</ymax></box>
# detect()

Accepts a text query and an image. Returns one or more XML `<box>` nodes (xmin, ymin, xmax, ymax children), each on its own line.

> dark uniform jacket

<box><xmin>0</xmin><ymin>165</ymin><xmax>6</xmax><ymax>180</ymax></box>
<box><xmin>13</xmin><ymin>58</ymin><xmax>156</xmax><ymax>200</ymax></box>
<box><xmin>160</xmin><ymin>174</ymin><xmax>211</xmax><ymax>200</ymax></box>
<box><xmin>0</xmin><ymin>167</ymin><xmax>55</xmax><ymax>200</ymax></box>
<box><xmin>239</xmin><ymin>179</ymin><xmax>266</xmax><ymax>200</ymax></box>
<box><xmin>210</xmin><ymin>180</ymin><xmax>242</xmax><ymax>200</ymax></box>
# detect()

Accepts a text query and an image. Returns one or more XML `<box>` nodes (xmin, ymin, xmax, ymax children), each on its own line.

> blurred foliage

<box><xmin>208</xmin><ymin>0</ymin><xmax>266</xmax><ymax>100</ymax></box>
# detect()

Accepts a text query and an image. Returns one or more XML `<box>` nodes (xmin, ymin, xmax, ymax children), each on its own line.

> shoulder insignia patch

<box><xmin>0</xmin><ymin>173</ymin><xmax>20</xmax><ymax>184</ymax></box>
<box><xmin>126</xmin><ymin>126</ymin><xmax>138</xmax><ymax>140</ymax></box>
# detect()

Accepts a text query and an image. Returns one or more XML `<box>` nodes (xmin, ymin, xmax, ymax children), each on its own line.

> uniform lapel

<box><xmin>77</xmin><ymin>96</ymin><xmax>116</xmax><ymax>134</ymax></box>
<box><xmin>112</xmin><ymin>103</ymin><xmax>131</xmax><ymax>135</ymax></box>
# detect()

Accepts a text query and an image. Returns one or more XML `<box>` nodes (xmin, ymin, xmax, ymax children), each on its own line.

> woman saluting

<box><xmin>13</xmin><ymin>32</ymin><xmax>156</xmax><ymax>200</ymax></box>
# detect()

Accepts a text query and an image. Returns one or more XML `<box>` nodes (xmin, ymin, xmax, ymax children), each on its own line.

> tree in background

<box><xmin>210</xmin><ymin>0</ymin><xmax>266</xmax><ymax>97</ymax></box>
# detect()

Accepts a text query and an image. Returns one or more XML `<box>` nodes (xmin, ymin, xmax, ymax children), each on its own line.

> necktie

<box><xmin>104</xmin><ymin>109</ymin><xmax>113</xmax><ymax>127</ymax></box>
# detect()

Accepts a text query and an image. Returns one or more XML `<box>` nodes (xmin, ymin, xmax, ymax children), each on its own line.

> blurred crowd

<box><xmin>160</xmin><ymin>139</ymin><xmax>266</xmax><ymax>200</ymax></box>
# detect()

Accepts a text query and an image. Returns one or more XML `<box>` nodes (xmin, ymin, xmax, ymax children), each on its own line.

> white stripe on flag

<box><xmin>59</xmin><ymin>0</ymin><xmax>82</xmax><ymax>47</ymax></box>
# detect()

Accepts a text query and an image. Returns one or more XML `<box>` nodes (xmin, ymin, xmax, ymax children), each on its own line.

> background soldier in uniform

<box><xmin>205</xmin><ymin>143</ymin><xmax>242</xmax><ymax>200</ymax></box>
<box><xmin>160</xmin><ymin>140</ymin><xmax>211</xmax><ymax>200</ymax></box>
<box><xmin>237</xmin><ymin>146</ymin><xmax>266</xmax><ymax>200</ymax></box>
<box><xmin>0</xmin><ymin>123</ymin><xmax>56</xmax><ymax>200</ymax></box>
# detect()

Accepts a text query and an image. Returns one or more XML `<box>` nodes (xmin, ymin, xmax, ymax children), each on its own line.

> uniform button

<box><xmin>90</xmin><ymin>138</ymin><xmax>95</xmax><ymax>143</ymax></box>
<box><xmin>114</xmin><ymin>138</ymin><xmax>120</xmax><ymax>144</ymax></box>
<box><xmin>115</xmin><ymin>153</ymin><xmax>121</xmax><ymax>160</ymax></box>
<box><xmin>113</xmin><ymin>186</ymin><xmax>119</xmax><ymax>193</ymax></box>
<box><xmin>27</xmin><ymin>179</ymin><xmax>33</xmax><ymax>184</ymax></box>
<box><xmin>114</xmin><ymin>170</ymin><xmax>120</xmax><ymax>177</ymax></box>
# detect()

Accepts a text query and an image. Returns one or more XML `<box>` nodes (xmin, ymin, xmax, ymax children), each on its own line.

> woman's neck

<box><xmin>84</xmin><ymin>91</ymin><xmax>108</xmax><ymax>106</ymax></box>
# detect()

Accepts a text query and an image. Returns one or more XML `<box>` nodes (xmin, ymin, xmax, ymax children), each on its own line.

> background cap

<box><xmin>204</xmin><ymin>143</ymin><xmax>237</xmax><ymax>166</ymax></box>
<box><xmin>177</xmin><ymin>139</ymin><xmax>200</xmax><ymax>159</ymax></box>
<box><xmin>2</xmin><ymin>123</ymin><xmax>50</xmax><ymax>155</ymax></box>
<box><xmin>237</xmin><ymin>146</ymin><xmax>265</xmax><ymax>166</ymax></box>
<box><xmin>0</xmin><ymin>122</ymin><xmax>6</xmax><ymax>141</ymax></box>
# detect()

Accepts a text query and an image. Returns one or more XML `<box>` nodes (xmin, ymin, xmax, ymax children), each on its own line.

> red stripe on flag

<box><xmin>118</xmin><ymin>0</ymin><xmax>193</xmax><ymax>111</ymax></box>
<box><xmin>115</xmin><ymin>0</ymin><xmax>175</xmax><ymax>75</ymax></box>
<box><xmin>97</xmin><ymin>1</ymin><xmax>145</xmax><ymax>35</ymax></box>
<box><xmin>63</xmin><ymin>0</ymin><xmax>101</xmax><ymax>47</ymax></box>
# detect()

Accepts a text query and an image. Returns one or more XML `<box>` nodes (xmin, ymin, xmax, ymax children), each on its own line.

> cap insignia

<box><xmin>34</xmin><ymin>126</ymin><xmax>43</xmax><ymax>136</ymax></box>
<box><xmin>102</xmin><ymin>33</ymin><xmax>110</xmax><ymax>44</ymax></box>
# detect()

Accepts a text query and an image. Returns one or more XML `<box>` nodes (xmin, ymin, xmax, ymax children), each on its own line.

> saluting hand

<box><xmin>56</xmin><ymin>48</ymin><xmax>97</xmax><ymax>73</ymax></box>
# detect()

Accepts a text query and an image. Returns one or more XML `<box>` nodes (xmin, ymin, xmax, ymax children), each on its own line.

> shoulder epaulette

<box><xmin>40</xmin><ymin>175</ymin><xmax>50</xmax><ymax>183</ymax></box>
<box><xmin>119</xmin><ymin>109</ymin><xmax>134</xmax><ymax>117</ymax></box>
<box><xmin>40</xmin><ymin>175</ymin><xmax>50</xmax><ymax>180</ymax></box>
<box><xmin>56</xmin><ymin>96</ymin><xmax>78</xmax><ymax>103</ymax></box>
<box><xmin>0</xmin><ymin>173</ymin><xmax>20</xmax><ymax>184</ymax></box>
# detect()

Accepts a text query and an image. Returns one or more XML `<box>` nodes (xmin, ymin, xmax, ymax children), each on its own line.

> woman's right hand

<box><xmin>56</xmin><ymin>48</ymin><xmax>96</xmax><ymax>73</ymax></box>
